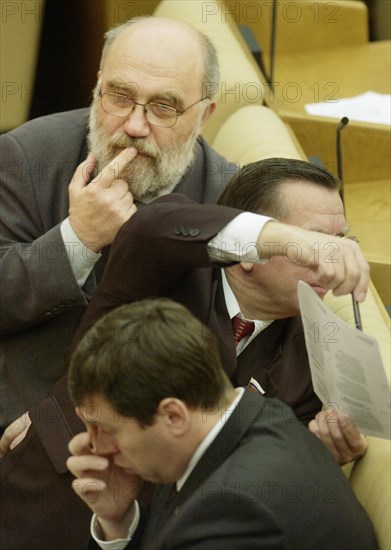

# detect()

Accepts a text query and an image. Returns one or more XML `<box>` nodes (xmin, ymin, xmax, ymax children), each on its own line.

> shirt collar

<box><xmin>221</xmin><ymin>270</ymin><xmax>273</xmax><ymax>337</ymax></box>
<box><xmin>176</xmin><ymin>387</ymin><xmax>245</xmax><ymax>491</ymax></box>
<box><xmin>138</xmin><ymin>182</ymin><xmax>178</xmax><ymax>204</ymax></box>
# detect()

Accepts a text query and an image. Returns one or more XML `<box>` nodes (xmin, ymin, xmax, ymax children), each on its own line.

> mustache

<box><xmin>108</xmin><ymin>134</ymin><xmax>160</xmax><ymax>159</ymax></box>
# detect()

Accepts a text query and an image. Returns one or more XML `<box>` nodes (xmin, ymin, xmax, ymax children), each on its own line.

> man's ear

<box><xmin>200</xmin><ymin>100</ymin><xmax>216</xmax><ymax>126</ymax></box>
<box><xmin>157</xmin><ymin>398</ymin><xmax>190</xmax><ymax>435</ymax></box>
<box><xmin>75</xmin><ymin>406</ymin><xmax>89</xmax><ymax>427</ymax></box>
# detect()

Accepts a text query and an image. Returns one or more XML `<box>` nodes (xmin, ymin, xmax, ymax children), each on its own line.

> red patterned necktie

<box><xmin>231</xmin><ymin>316</ymin><xmax>255</xmax><ymax>346</ymax></box>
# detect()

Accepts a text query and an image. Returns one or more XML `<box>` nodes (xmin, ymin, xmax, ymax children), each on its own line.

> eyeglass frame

<box><xmin>97</xmin><ymin>88</ymin><xmax>210</xmax><ymax>128</ymax></box>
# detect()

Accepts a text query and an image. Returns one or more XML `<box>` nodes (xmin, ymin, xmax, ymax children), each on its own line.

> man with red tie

<box><xmin>74</xmin><ymin>157</ymin><xmax>368</xmax><ymax>451</ymax></box>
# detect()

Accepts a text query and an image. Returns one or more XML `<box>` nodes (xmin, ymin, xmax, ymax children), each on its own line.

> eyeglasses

<box><xmin>98</xmin><ymin>90</ymin><xmax>209</xmax><ymax>128</ymax></box>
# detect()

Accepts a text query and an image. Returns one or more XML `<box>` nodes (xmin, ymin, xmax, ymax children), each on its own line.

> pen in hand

<box><xmin>352</xmin><ymin>294</ymin><xmax>363</xmax><ymax>331</ymax></box>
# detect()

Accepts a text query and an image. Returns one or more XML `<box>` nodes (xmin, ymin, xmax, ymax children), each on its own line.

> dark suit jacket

<box><xmin>0</xmin><ymin>109</ymin><xmax>235</xmax><ymax>428</ymax></box>
<box><xmin>89</xmin><ymin>391</ymin><xmax>377</xmax><ymax>550</ymax></box>
<box><xmin>0</xmin><ymin>113</ymin><xmax>236</xmax><ymax>549</ymax></box>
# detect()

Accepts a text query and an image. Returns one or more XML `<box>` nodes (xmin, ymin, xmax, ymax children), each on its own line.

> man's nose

<box><xmin>123</xmin><ymin>103</ymin><xmax>151</xmax><ymax>138</ymax></box>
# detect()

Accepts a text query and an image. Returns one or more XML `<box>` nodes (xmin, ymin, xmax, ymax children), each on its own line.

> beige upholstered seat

<box><xmin>0</xmin><ymin>0</ymin><xmax>45</xmax><ymax>131</ymax></box>
<box><xmin>211</xmin><ymin>104</ymin><xmax>305</xmax><ymax>164</ymax></box>
<box><xmin>154</xmin><ymin>0</ymin><xmax>266</xmax><ymax>143</ymax></box>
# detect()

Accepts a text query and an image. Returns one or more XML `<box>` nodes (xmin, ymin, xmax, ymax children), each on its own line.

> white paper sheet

<box><xmin>305</xmin><ymin>91</ymin><xmax>391</xmax><ymax>126</ymax></box>
<box><xmin>298</xmin><ymin>281</ymin><xmax>391</xmax><ymax>439</ymax></box>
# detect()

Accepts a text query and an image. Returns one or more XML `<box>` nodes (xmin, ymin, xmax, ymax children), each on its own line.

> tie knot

<box><xmin>231</xmin><ymin>316</ymin><xmax>255</xmax><ymax>346</ymax></box>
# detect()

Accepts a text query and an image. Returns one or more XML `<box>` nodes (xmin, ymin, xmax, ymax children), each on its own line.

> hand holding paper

<box><xmin>298</xmin><ymin>281</ymin><xmax>390</xmax><ymax>440</ymax></box>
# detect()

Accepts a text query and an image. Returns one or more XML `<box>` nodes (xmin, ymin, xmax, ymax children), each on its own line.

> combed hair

<box><xmin>69</xmin><ymin>299</ymin><xmax>230</xmax><ymax>425</ymax></box>
<box><xmin>218</xmin><ymin>158</ymin><xmax>341</xmax><ymax>220</ymax></box>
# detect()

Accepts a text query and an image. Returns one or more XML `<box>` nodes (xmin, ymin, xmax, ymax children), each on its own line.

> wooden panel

<box><xmin>369</xmin><ymin>260</ymin><xmax>391</xmax><ymax>307</ymax></box>
<box><xmin>222</xmin><ymin>0</ymin><xmax>368</xmax><ymax>56</ymax></box>
<box><xmin>269</xmin><ymin>41</ymin><xmax>390</xmax><ymax>116</ymax></box>
<box><xmin>281</xmin><ymin>114</ymin><xmax>391</xmax><ymax>183</ymax></box>
<box><xmin>345</xmin><ymin>178</ymin><xmax>390</xmax><ymax>305</ymax></box>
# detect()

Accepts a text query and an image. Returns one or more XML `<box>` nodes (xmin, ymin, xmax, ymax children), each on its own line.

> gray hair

<box><xmin>99</xmin><ymin>16</ymin><xmax>220</xmax><ymax>97</ymax></box>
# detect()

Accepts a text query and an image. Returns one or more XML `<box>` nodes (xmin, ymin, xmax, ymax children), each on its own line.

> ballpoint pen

<box><xmin>347</xmin><ymin>236</ymin><xmax>363</xmax><ymax>331</ymax></box>
<box><xmin>337</xmin><ymin>117</ymin><xmax>363</xmax><ymax>332</ymax></box>
<box><xmin>352</xmin><ymin>293</ymin><xmax>363</xmax><ymax>331</ymax></box>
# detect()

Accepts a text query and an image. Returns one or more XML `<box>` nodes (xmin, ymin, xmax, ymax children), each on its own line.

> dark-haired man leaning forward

<box><xmin>67</xmin><ymin>298</ymin><xmax>377</xmax><ymax>549</ymax></box>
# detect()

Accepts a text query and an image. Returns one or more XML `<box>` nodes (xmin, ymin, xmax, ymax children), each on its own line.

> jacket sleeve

<box><xmin>72</xmin><ymin>194</ymin><xmax>242</xmax><ymax>349</ymax></box>
<box><xmin>0</xmin><ymin>129</ymin><xmax>88</xmax><ymax>334</ymax></box>
<box><xmin>150</xmin><ymin>490</ymin><xmax>288</xmax><ymax>550</ymax></box>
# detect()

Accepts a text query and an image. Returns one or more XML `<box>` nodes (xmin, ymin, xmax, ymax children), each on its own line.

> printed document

<box><xmin>298</xmin><ymin>281</ymin><xmax>390</xmax><ymax>439</ymax></box>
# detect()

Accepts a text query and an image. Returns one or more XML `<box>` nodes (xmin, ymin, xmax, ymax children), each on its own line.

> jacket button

<box><xmin>189</xmin><ymin>228</ymin><xmax>200</xmax><ymax>237</ymax></box>
<box><xmin>174</xmin><ymin>225</ymin><xmax>183</xmax><ymax>235</ymax></box>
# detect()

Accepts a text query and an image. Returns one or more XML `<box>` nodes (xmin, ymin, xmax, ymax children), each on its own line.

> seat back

<box><xmin>0</xmin><ymin>0</ymin><xmax>46</xmax><ymax>131</ymax></box>
<box><xmin>153</xmin><ymin>0</ymin><xmax>266</xmax><ymax>142</ymax></box>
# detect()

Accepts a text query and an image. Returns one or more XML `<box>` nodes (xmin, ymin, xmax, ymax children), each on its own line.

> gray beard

<box><xmin>87</xmin><ymin>103</ymin><xmax>198</xmax><ymax>202</ymax></box>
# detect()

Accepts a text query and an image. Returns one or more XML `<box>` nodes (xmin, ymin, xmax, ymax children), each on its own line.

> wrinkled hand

<box><xmin>68</xmin><ymin>148</ymin><xmax>138</xmax><ymax>251</ymax></box>
<box><xmin>309</xmin><ymin>409</ymin><xmax>368</xmax><ymax>465</ymax></box>
<box><xmin>0</xmin><ymin>413</ymin><xmax>31</xmax><ymax>457</ymax></box>
<box><xmin>259</xmin><ymin>222</ymin><xmax>369</xmax><ymax>302</ymax></box>
<box><xmin>67</xmin><ymin>431</ymin><xmax>142</xmax><ymax>540</ymax></box>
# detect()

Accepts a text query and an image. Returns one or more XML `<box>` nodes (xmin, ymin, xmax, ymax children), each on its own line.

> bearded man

<box><xmin>0</xmin><ymin>16</ymin><xmax>236</xmax><ymax>433</ymax></box>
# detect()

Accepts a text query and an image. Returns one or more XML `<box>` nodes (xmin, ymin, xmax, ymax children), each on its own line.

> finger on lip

<box><xmin>125</xmin><ymin>146</ymin><xmax>138</xmax><ymax>156</ymax></box>
<box><xmin>107</xmin><ymin>147</ymin><xmax>138</xmax><ymax>174</ymax></box>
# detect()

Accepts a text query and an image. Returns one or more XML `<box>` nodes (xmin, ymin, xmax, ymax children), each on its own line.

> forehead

<box><xmin>80</xmin><ymin>394</ymin><xmax>150</xmax><ymax>435</ymax></box>
<box><xmin>102</xmin><ymin>22</ymin><xmax>204</xmax><ymax>102</ymax></box>
<box><xmin>80</xmin><ymin>394</ymin><xmax>115</xmax><ymax>424</ymax></box>
<box><xmin>280</xmin><ymin>180</ymin><xmax>346</xmax><ymax>234</ymax></box>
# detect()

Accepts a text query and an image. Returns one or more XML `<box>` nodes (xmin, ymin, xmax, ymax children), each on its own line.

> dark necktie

<box><xmin>231</xmin><ymin>316</ymin><xmax>255</xmax><ymax>346</ymax></box>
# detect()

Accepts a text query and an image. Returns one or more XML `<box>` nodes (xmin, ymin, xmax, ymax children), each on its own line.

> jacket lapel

<box><xmin>143</xmin><ymin>391</ymin><xmax>265</xmax><ymax>549</ymax></box>
<box><xmin>172</xmin><ymin>390</ymin><xmax>264</xmax><ymax>506</ymax></box>
<box><xmin>208</xmin><ymin>271</ymin><xmax>237</xmax><ymax>379</ymax></box>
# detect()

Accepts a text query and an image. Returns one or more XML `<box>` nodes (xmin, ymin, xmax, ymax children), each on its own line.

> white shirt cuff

<box><xmin>207</xmin><ymin>212</ymin><xmax>272</xmax><ymax>263</ymax></box>
<box><xmin>60</xmin><ymin>218</ymin><xmax>101</xmax><ymax>287</ymax></box>
<box><xmin>90</xmin><ymin>501</ymin><xmax>140</xmax><ymax>550</ymax></box>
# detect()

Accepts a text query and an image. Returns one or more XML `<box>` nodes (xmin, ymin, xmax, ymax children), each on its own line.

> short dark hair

<box><xmin>69</xmin><ymin>299</ymin><xmax>230</xmax><ymax>425</ymax></box>
<box><xmin>218</xmin><ymin>158</ymin><xmax>341</xmax><ymax>220</ymax></box>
